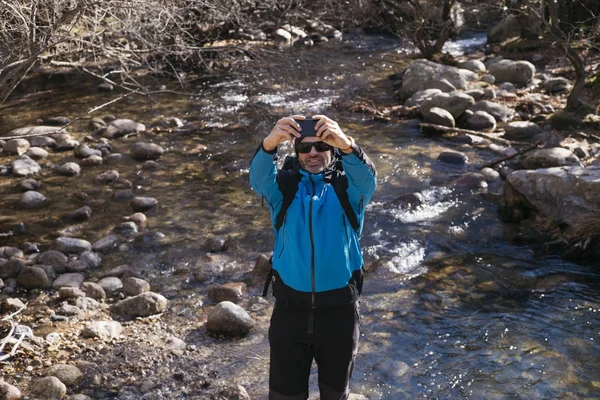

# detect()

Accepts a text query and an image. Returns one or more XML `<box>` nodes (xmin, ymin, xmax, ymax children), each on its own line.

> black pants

<box><xmin>268</xmin><ymin>302</ymin><xmax>360</xmax><ymax>400</ymax></box>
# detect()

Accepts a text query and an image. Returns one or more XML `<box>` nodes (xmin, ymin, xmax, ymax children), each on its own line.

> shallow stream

<box><xmin>1</xmin><ymin>32</ymin><xmax>599</xmax><ymax>399</ymax></box>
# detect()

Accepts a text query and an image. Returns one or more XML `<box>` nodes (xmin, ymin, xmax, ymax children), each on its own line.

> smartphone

<box><xmin>295</xmin><ymin>119</ymin><xmax>319</xmax><ymax>137</ymax></box>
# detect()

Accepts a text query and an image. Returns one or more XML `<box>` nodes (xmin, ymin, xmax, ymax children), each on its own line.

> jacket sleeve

<box><xmin>249</xmin><ymin>142</ymin><xmax>283</xmax><ymax>221</ymax></box>
<box><xmin>340</xmin><ymin>142</ymin><xmax>377</xmax><ymax>206</ymax></box>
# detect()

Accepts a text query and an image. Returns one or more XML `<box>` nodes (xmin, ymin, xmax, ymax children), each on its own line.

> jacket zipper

<box><xmin>309</xmin><ymin>176</ymin><xmax>316</xmax><ymax>308</ymax></box>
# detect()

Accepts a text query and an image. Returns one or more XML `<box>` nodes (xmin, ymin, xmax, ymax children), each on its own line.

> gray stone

<box><xmin>424</xmin><ymin>107</ymin><xmax>455</xmax><ymax>128</ymax></box>
<box><xmin>206</xmin><ymin>301</ymin><xmax>255</xmax><ymax>337</ymax></box>
<box><xmin>78</xmin><ymin>251</ymin><xmax>102</xmax><ymax>269</ymax></box>
<box><xmin>55</xmin><ymin>237</ymin><xmax>91</xmax><ymax>254</ymax></box>
<box><xmin>403</xmin><ymin>89</ymin><xmax>442</xmax><ymax>107</ymax></box>
<box><xmin>57</xmin><ymin>162</ymin><xmax>81</xmax><ymax>177</ymax></box>
<box><xmin>29</xmin><ymin>136</ymin><xmax>57</xmax><ymax>148</ymax></box>
<box><xmin>209</xmin><ymin>282</ymin><xmax>246</xmax><ymax>303</ymax></box>
<box><xmin>74</xmin><ymin>144</ymin><xmax>102</xmax><ymax>159</ymax></box>
<box><xmin>95</xmin><ymin>170</ymin><xmax>119</xmax><ymax>183</ymax></box>
<box><xmin>102</xmin><ymin>119</ymin><xmax>146</xmax><ymax>139</ymax></box>
<box><xmin>544</xmin><ymin>77</ymin><xmax>572</xmax><ymax>94</ymax></box>
<box><xmin>465</xmin><ymin>111</ymin><xmax>496</xmax><ymax>132</ymax></box>
<box><xmin>37</xmin><ymin>251</ymin><xmax>68</xmax><ymax>273</ymax></box>
<box><xmin>111</xmin><ymin>292</ymin><xmax>168</xmax><ymax>319</ymax></box>
<box><xmin>437</xmin><ymin>150</ymin><xmax>468</xmax><ymax>165</ymax></box>
<box><xmin>82</xmin><ymin>321</ymin><xmax>122</xmax><ymax>341</ymax></box>
<box><xmin>65</xmin><ymin>206</ymin><xmax>92</xmax><ymax>222</ymax></box>
<box><xmin>0</xmin><ymin>380</ymin><xmax>22</xmax><ymax>400</ymax></box>
<box><xmin>29</xmin><ymin>376</ymin><xmax>67</xmax><ymax>399</ymax></box>
<box><xmin>52</xmin><ymin>273</ymin><xmax>85</xmax><ymax>289</ymax></box>
<box><xmin>469</xmin><ymin>100</ymin><xmax>514</xmax><ymax>123</ymax></box>
<box><xmin>24</xmin><ymin>147</ymin><xmax>48</xmax><ymax>160</ymax></box>
<box><xmin>91</xmin><ymin>234</ymin><xmax>121</xmax><ymax>253</ymax></box>
<box><xmin>98</xmin><ymin>276</ymin><xmax>123</xmax><ymax>294</ymax></box>
<box><xmin>488</xmin><ymin>59</ymin><xmax>536</xmax><ymax>87</ymax></box>
<box><xmin>402</xmin><ymin>59</ymin><xmax>479</xmax><ymax>98</ymax></box>
<box><xmin>420</xmin><ymin>92</ymin><xmax>475</xmax><ymax>119</ymax></box>
<box><xmin>18</xmin><ymin>178</ymin><xmax>41</xmax><ymax>191</ymax></box>
<box><xmin>122</xmin><ymin>277</ymin><xmax>151</xmax><ymax>296</ymax></box>
<box><xmin>11</xmin><ymin>155</ymin><xmax>41</xmax><ymax>177</ymax></box>
<box><xmin>457</xmin><ymin>59</ymin><xmax>486</xmax><ymax>73</ymax></box>
<box><xmin>131</xmin><ymin>197</ymin><xmax>158</xmax><ymax>212</ymax></box>
<box><xmin>17</xmin><ymin>191</ymin><xmax>46</xmax><ymax>209</ymax></box>
<box><xmin>130</xmin><ymin>142</ymin><xmax>164</xmax><ymax>161</ymax></box>
<box><xmin>80</xmin><ymin>282</ymin><xmax>106</xmax><ymax>300</ymax></box>
<box><xmin>45</xmin><ymin>364</ymin><xmax>83</xmax><ymax>387</ymax></box>
<box><xmin>504</xmin><ymin>121</ymin><xmax>543</xmax><ymax>141</ymax></box>
<box><xmin>3</xmin><ymin>139</ymin><xmax>30</xmax><ymax>155</ymax></box>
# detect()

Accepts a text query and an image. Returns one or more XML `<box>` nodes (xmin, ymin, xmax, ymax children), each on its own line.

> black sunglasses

<box><xmin>296</xmin><ymin>141</ymin><xmax>332</xmax><ymax>154</ymax></box>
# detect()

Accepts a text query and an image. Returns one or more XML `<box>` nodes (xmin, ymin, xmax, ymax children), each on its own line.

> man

<box><xmin>249</xmin><ymin>114</ymin><xmax>377</xmax><ymax>400</ymax></box>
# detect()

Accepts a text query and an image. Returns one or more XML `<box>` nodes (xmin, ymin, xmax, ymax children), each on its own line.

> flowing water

<box><xmin>1</xmin><ymin>32</ymin><xmax>600</xmax><ymax>399</ymax></box>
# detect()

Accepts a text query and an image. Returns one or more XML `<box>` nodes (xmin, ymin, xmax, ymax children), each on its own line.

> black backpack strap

<box><xmin>327</xmin><ymin>160</ymin><xmax>360</xmax><ymax>233</ymax></box>
<box><xmin>262</xmin><ymin>256</ymin><xmax>274</xmax><ymax>297</ymax></box>
<box><xmin>274</xmin><ymin>157</ymin><xmax>301</xmax><ymax>232</ymax></box>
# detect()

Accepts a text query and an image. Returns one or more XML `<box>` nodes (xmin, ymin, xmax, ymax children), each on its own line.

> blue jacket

<box><xmin>250</xmin><ymin>141</ymin><xmax>377</xmax><ymax>308</ymax></box>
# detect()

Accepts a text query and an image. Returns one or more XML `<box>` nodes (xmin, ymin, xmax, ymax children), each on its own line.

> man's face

<box><xmin>297</xmin><ymin>137</ymin><xmax>332</xmax><ymax>174</ymax></box>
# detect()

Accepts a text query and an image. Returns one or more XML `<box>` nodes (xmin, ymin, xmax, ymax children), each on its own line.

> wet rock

<box><xmin>57</xmin><ymin>162</ymin><xmax>81</xmax><ymax>177</ymax></box>
<box><xmin>16</xmin><ymin>266</ymin><xmax>49</xmax><ymax>289</ymax></box>
<box><xmin>131</xmin><ymin>197</ymin><xmax>158</xmax><ymax>211</ymax></box>
<box><xmin>123</xmin><ymin>212</ymin><xmax>147</xmax><ymax>230</ymax></box>
<box><xmin>209</xmin><ymin>282</ymin><xmax>246</xmax><ymax>303</ymax></box>
<box><xmin>98</xmin><ymin>276</ymin><xmax>123</xmax><ymax>295</ymax></box>
<box><xmin>29</xmin><ymin>376</ymin><xmax>67</xmax><ymax>399</ymax></box>
<box><xmin>25</xmin><ymin>147</ymin><xmax>48</xmax><ymax>160</ymax></box>
<box><xmin>403</xmin><ymin>88</ymin><xmax>442</xmax><ymax>107</ymax></box>
<box><xmin>102</xmin><ymin>119</ymin><xmax>146</xmax><ymax>139</ymax></box>
<box><xmin>122</xmin><ymin>277</ymin><xmax>151</xmax><ymax>296</ymax></box>
<box><xmin>503</xmin><ymin>121</ymin><xmax>543</xmax><ymax>141</ymax></box>
<box><xmin>95</xmin><ymin>169</ymin><xmax>119</xmax><ymax>184</ymax></box>
<box><xmin>273</xmin><ymin>28</ymin><xmax>292</xmax><ymax>42</ymax></box>
<box><xmin>142</xmin><ymin>160</ymin><xmax>160</xmax><ymax>170</ymax></box>
<box><xmin>6</xmin><ymin>125</ymin><xmax>64</xmax><ymax>138</ymax></box>
<box><xmin>74</xmin><ymin>144</ymin><xmax>102</xmax><ymax>159</ymax></box>
<box><xmin>465</xmin><ymin>110</ymin><xmax>496</xmax><ymax>132</ymax></box>
<box><xmin>11</xmin><ymin>155</ymin><xmax>41</xmax><ymax>177</ymax></box>
<box><xmin>437</xmin><ymin>150</ymin><xmax>468</xmax><ymax>165</ymax></box>
<box><xmin>206</xmin><ymin>301</ymin><xmax>255</xmax><ymax>337</ymax></box>
<box><xmin>0</xmin><ymin>246</ymin><xmax>23</xmax><ymax>258</ymax></box>
<box><xmin>0</xmin><ymin>380</ymin><xmax>22</xmax><ymax>400</ymax></box>
<box><xmin>130</xmin><ymin>142</ymin><xmax>164</xmax><ymax>161</ymax></box>
<box><xmin>55</xmin><ymin>237</ymin><xmax>91</xmax><ymax>254</ymax></box>
<box><xmin>3</xmin><ymin>139</ymin><xmax>30</xmax><ymax>155</ymax></box>
<box><xmin>42</xmin><ymin>116</ymin><xmax>70</xmax><ymax>126</ymax></box>
<box><xmin>17</xmin><ymin>191</ymin><xmax>46</xmax><ymax>209</ymax></box>
<box><xmin>420</xmin><ymin>92</ymin><xmax>475</xmax><ymax>119</ymax></box>
<box><xmin>55</xmin><ymin>139</ymin><xmax>80</xmax><ymax>151</ymax></box>
<box><xmin>488</xmin><ymin>59</ymin><xmax>535</xmax><ymax>87</ymax></box>
<box><xmin>113</xmin><ymin>189</ymin><xmax>134</xmax><ymax>201</ymax></box>
<box><xmin>521</xmin><ymin>148</ymin><xmax>581</xmax><ymax>169</ymax></box>
<box><xmin>79</xmin><ymin>155</ymin><xmax>103</xmax><ymax>166</ymax></box>
<box><xmin>111</xmin><ymin>292</ymin><xmax>168</xmax><ymax>319</ymax></box>
<box><xmin>204</xmin><ymin>236</ymin><xmax>230</xmax><ymax>252</ymax></box>
<box><xmin>18</xmin><ymin>178</ymin><xmax>41</xmax><ymax>192</ymax></box>
<box><xmin>22</xmin><ymin>242</ymin><xmax>39</xmax><ymax>254</ymax></box>
<box><xmin>252</xmin><ymin>253</ymin><xmax>272</xmax><ymax>278</ymax></box>
<box><xmin>91</xmin><ymin>234</ymin><xmax>121</xmax><ymax>253</ymax></box>
<box><xmin>113</xmin><ymin>222</ymin><xmax>138</xmax><ymax>236</ymax></box>
<box><xmin>449</xmin><ymin>172</ymin><xmax>488</xmax><ymax>191</ymax></box>
<box><xmin>52</xmin><ymin>273</ymin><xmax>85</xmax><ymax>289</ymax></box>
<box><xmin>82</xmin><ymin>320</ymin><xmax>123</xmax><ymax>341</ymax></box>
<box><xmin>45</xmin><ymin>364</ymin><xmax>83</xmax><ymax>387</ymax></box>
<box><xmin>480</xmin><ymin>167</ymin><xmax>501</xmax><ymax>182</ymax></box>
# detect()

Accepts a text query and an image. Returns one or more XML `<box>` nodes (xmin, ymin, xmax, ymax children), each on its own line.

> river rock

<box><xmin>29</xmin><ymin>376</ymin><xmax>67</xmax><ymax>399</ymax></box>
<box><xmin>124</xmin><ymin>212</ymin><xmax>148</xmax><ymax>230</ymax></box>
<box><xmin>206</xmin><ymin>301</ymin><xmax>255</xmax><ymax>337</ymax></box>
<box><xmin>11</xmin><ymin>155</ymin><xmax>41</xmax><ymax>177</ymax></box>
<box><xmin>0</xmin><ymin>380</ymin><xmax>22</xmax><ymax>400</ymax></box>
<box><xmin>457</xmin><ymin>59</ymin><xmax>486</xmax><ymax>73</ymax></box>
<box><xmin>219</xmin><ymin>385</ymin><xmax>251</xmax><ymax>400</ymax></box>
<box><xmin>17</xmin><ymin>190</ymin><xmax>46</xmax><ymax>208</ymax></box>
<box><xmin>18</xmin><ymin>178</ymin><xmax>41</xmax><ymax>191</ymax></box>
<box><xmin>130</xmin><ymin>142</ymin><xmax>164</xmax><ymax>161</ymax></box>
<box><xmin>131</xmin><ymin>197</ymin><xmax>158</xmax><ymax>211</ymax></box>
<box><xmin>503</xmin><ymin>121</ymin><xmax>543</xmax><ymax>141</ymax></box>
<box><xmin>37</xmin><ymin>251</ymin><xmax>68</xmax><ymax>273</ymax></box>
<box><xmin>55</xmin><ymin>237</ymin><xmax>91</xmax><ymax>253</ymax></box>
<box><xmin>449</xmin><ymin>172</ymin><xmax>488</xmax><ymax>191</ymax></box>
<box><xmin>6</xmin><ymin>125</ymin><xmax>61</xmax><ymax>137</ymax></box>
<box><xmin>469</xmin><ymin>100</ymin><xmax>514</xmax><ymax>123</ymax></box>
<box><xmin>55</xmin><ymin>139</ymin><xmax>80</xmax><ymax>151</ymax></box>
<box><xmin>98</xmin><ymin>277</ymin><xmax>123</xmax><ymax>294</ymax></box>
<box><xmin>521</xmin><ymin>148</ymin><xmax>581</xmax><ymax>169</ymax></box>
<box><xmin>4</xmin><ymin>140</ymin><xmax>30</xmax><ymax>157</ymax></box>
<box><xmin>209</xmin><ymin>282</ymin><xmax>246</xmax><ymax>303</ymax></box>
<box><xmin>1</xmin><ymin>258</ymin><xmax>26</xmax><ymax>279</ymax></box>
<box><xmin>488</xmin><ymin>59</ymin><xmax>535</xmax><ymax>87</ymax></box>
<box><xmin>57</xmin><ymin>162</ymin><xmax>81</xmax><ymax>176</ymax></box>
<box><xmin>80</xmin><ymin>155</ymin><xmax>103</xmax><ymax>166</ymax></box>
<box><xmin>423</xmin><ymin>107</ymin><xmax>455</xmax><ymax>128</ymax></box>
<box><xmin>465</xmin><ymin>110</ymin><xmax>496</xmax><ymax>132</ymax></box>
<box><xmin>45</xmin><ymin>364</ymin><xmax>83</xmax><ymax>387</ymax></box>
<box><xmin>81</xmin><ymin>282</ymin><xmax>106</xmax><ymax>300</ymax></box>
<box><xmin>504</xmin><ymin>166</ymin><xmax>600</xmax><ymax>221</ymax></box>
<box><xmin>404</xmin><ymin>89</ymin><xmax>442</xmax><ymax>107</ymax></box>
<box><xmin>65</xmin><ymin>206</ymin><xmax>92</xmax><ymax>222</ymax></box>
<box><xmin>17</xmin><ymin>266</ymin><xmax>49</xmax><ymax>289</ymax></box>
<box><xmin>273</xmin><ymin>28</ymin><xmax>292</xmax><ymax>42</ymax></box>
<box><xmin>73</xmin><ymin>144</ymin><xmax>101</xmax><ymax>159</ymax></box>
<box><xmin>52</xmin><ymin>273</ymin><xmax>85</xmax><ymax>289</ymax></box>
<box><xmin>79</xmin><ymin>251</ymin><xmax>102</xmax><ymax>269</ymax></box>
<box><xmin>29</xmin><ymin>136</ymin><xmax>57</xmax><ymax>148</ymax></box>
<box><xmin>24</xmin><ymin>147</ymin><xmax>48</xmax><ymax>160</ymax></box>
<box><xmin>102</xmin><ymin>119</ymin><xmax>146</xmax><ymax>139</ymax></box>
<box><xmin>437</xmin><ymin>150</ymin><xmax>468</xmax><ymax>165</ymax></box>
<box><xmin>111</xmin><ymin>292</ymin><xmax>168</xmax><ymax>318</ymax></box>
<box><xmin>544</xmin><ymin>77</ymin><xmax>571</xmax><ymax>94</ymax></box>
<box><xmin>95</xmin><ymin>170</ymin><xmax>119</xmax><ymax>183</ymax></box>
<box><xmin>58</xmin><ymin>287</ymin><xmax>86</xmax><ymax>299</ymax></box>
<box><xmin>420</xmin><ymin>92</ymin><xmax>475</xmax><ymax>118</ymax></box>
<box><xmin>82</xmin><ymin>321</ymin><xmax>122</xmax><ymax>341</ymax></box>
<box><xmin>92</xmin><ymin>234</ymin><xmax>121</xmax><ymax>253</ymax></box>
<box><xmin>401</xmin><ymin>59</ymin><xmax>478</xmax><ymax>98</ymax></box>
<box><xmin>122</xmin><ymin>277</ymin><xmax>150</xmax><ymax>296</ymax></box>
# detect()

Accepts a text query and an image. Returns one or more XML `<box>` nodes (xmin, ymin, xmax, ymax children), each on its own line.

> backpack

<box><xmin>262</xmin><ymin>154</ymin><xmax>360</xmax><ymax>296</ymax></box>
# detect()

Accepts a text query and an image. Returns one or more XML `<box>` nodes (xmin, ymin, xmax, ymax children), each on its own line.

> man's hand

<box><xmin>312</xmin><ymin>115</ymin><xmax>353</xmax><ymax>153</ymax></box>
<box><xmin>262</xmin><ymin>115</ymin><xmax>304</xmax><ymax>152</ymax></box>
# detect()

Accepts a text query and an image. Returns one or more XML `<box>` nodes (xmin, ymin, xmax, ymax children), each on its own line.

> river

<box><xmin>1</xmin><ymin>31</ymin><xmax>599</xmax><ymax>399</ymax></box>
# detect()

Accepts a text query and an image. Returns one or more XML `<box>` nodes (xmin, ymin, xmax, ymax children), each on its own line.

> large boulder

<box><xmin>503</xmin><ymin>166</ymin><xmax>600</xmax><ymax>221</ymax></box>
<box><xmin>488</xmin><ymin>59</ymin><xmax>536</xmax><ymax>88</ymax></box>
<box><xmin>401</xmin><ymin>59</ymin><xmax>478</xmax><ymax>99</ymax></box>
<box><xmin>521</xmin><ymin>148</ymin><xmax>582</xmax><ymax>169</ymax></box>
